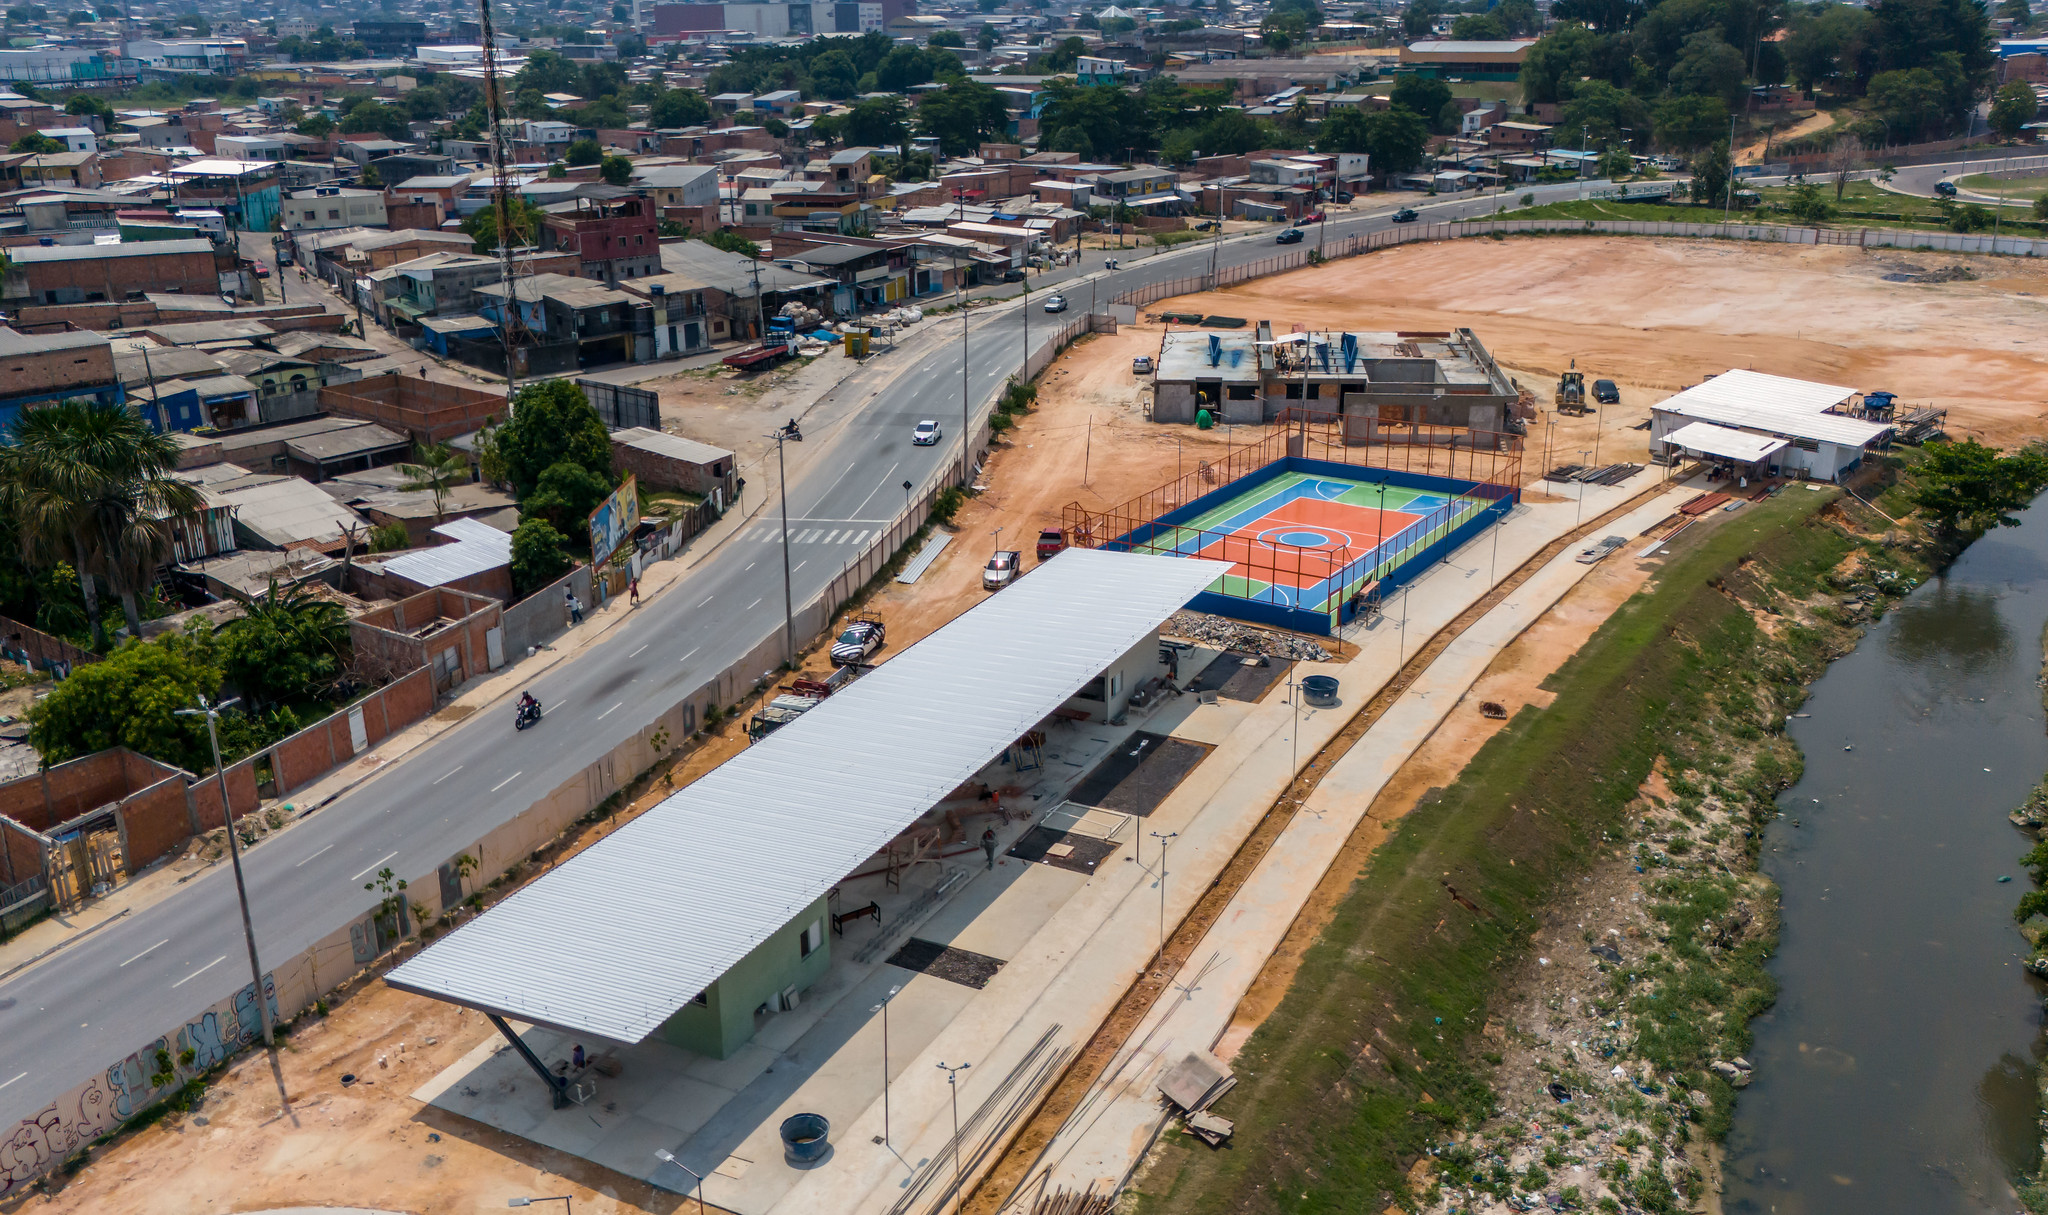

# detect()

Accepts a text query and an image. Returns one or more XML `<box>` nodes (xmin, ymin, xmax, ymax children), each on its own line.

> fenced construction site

<box><xmin>1063</xmin><ymin>411</ymin><xmax>1522</xmax><ymax>635</ymax></box>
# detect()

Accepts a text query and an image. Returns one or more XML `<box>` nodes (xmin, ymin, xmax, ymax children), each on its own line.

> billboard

<box><xmin>588</xmin><ymin>473</ymin><xmax>641</xmax><ymax>569</ymax></box>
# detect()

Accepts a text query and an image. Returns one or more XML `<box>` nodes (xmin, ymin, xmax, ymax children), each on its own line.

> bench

<box><xmin>833</xmin><ymin>901</ymin><xmax>881</xmax><ymax>936</ymax></box>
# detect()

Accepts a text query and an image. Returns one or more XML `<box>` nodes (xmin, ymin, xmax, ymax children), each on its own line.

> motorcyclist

<box><xmin>518</xmin><ymin>691</ymin><xmax>540</xmax><ymax>721</ymax></box>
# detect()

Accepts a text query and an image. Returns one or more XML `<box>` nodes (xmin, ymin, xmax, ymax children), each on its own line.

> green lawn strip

<box><xmin>1503</xmin><ymin>187</ymin><xmax>2046</xmax><ymax>235</ymax></box>
<box><xmin>1132</xmin><ymin>490</ymin><xmax>1861</xmax><ymax>1215</ymax></box>
<box><xmin>1957</xmin><ymin>171</ymin><xmax>2048</xmax><ymax>201</ymax></box>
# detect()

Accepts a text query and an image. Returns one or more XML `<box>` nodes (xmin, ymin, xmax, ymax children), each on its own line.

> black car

<box><xmin>1593</xmin><ymin>379</ymin><xmax>1620</xmax><ymax>405</ymax></box>
<box><xmin>1335</xmin><ymin>191</ymin><xmax>1354</xmax><ymax>203</ymax></box>
<box><xmin>1392</xmin><ymin>208</ymin><xmax>1420</xmax><ymax>223</ymax></box>
<box><xmin>1002</xmin><ymin>267</ymin><xmax>1026</xmax><ymax>282</ymax></box>
<box><xmin>1933</xmin><ymin>180</ymin><xmax>1958</xmax><ymax>197</ymax></box>
<box><xmin>830</xmin><ymin>618</ymin><xmax>886</xmax><ymax>666</ymax></box>
<box><xmin>1276</xmin><ymin>227</ymin><xmax>1305</xmax><ymax>244</ymax></box>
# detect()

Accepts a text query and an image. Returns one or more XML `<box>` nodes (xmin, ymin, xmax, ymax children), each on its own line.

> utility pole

<box><xmin>1722</xmin><ymin>114</ymin><xmax>1737</xmax><ymax>224</ymax></box>
<box><xmin>176</xmin><ymin>695</ymin><xmax>273</xmax><ymax>1048</ymax></box>
<box><xmin>937</xmin><ymin>1061</ymin><xmax>971</xmax><ymax>1214</ymax></box>
<box><xmin>872</xmin><ymin>984</ymin><xmax>901</xmax><ymax>1145</ymax></box>
<box><xmin>1149</xmin><ymin>830</ymin><xmax>1178</xmax><ymax>968</ymax></box>
<box><xmin>766</xmin><ymin>420</ymin><xmax>802</xmax><ymax>666</ymax></box>
<box><xmin>955</xmin><ymin>250</ymin><xmax>971</xmax><ymax>486</ymax></box>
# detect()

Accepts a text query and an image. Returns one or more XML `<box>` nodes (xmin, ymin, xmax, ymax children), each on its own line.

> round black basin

<box><xmin>781</xmin><ymin>1112</ymin><xmax>830</xmax><ymax>1163</ymax></box>
<box><xmin>1300</xmin><ymin>674</ymin><xmax>1341</xmax><ymax>707</ymax></box>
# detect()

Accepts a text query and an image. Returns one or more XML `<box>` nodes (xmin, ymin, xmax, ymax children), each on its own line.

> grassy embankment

<box><xmin>1132</xmin><ymin>481</ymin><xmax>1927</xmax><ymax>1214</ymax></box>
<box><xmin>1508</xmin><ymin>181</ymin><xmax>2045</xmax><ymax>236</ymax></box>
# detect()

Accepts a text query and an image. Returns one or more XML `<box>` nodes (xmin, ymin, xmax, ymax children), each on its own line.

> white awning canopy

<box><xmin>386</xmin><ymin>548</ymin><xmax>1228</xmax><ymax>1044</ymax></box>
<box><xmin>1661</xmin><ymin>421</ymin><xmax>1789</xmax><ymax>464</ymax></box>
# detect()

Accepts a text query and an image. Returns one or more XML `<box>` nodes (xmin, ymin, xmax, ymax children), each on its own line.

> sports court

<box><xmin>1128</xmin><ymin>471</ymin><xmax>1485</xmax><ymax>613</ymax></box>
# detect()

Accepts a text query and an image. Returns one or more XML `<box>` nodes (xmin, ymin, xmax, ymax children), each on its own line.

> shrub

<box><xmin>932</xmin><ymin>486</ymin><xmax>966</xmax><ymax>525</ymax></box>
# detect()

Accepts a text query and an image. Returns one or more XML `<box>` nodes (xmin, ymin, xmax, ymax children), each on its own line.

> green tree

<box><xmin>340</xmin><ymin>99</ymin><xmax>409</xmax><ymax>141</ymax></box>
<box><xmin>917</xmin><ymin>79</ymin><xmax>1010</xmax><ymax>156</ymax></box>
<box><xmin>360</xmin><ymin>163</ymin><xmax>382</xmax><ymax>189</ymax></box>
<box><xmin>64</xmin><ymin>93</ymin><xmax>110</xmax><ymax>120</ymax></box>
<box><xmin>1668</xmin><ymin>31</ymin><xmax>1749</xmax><ymax>108</ymax></box>
<box><xmin>1038</xmin><ymin>81</ymin><xmax>1150</xmax><ymax>159</ymax></box>
<box><xmin>929</xmin><ymin>29</ymin><xmax>964</xmax><ymax>47</ymax></box>
<box><xmin>216</xmin><ymin>579</ymin><xmax>350</xmax><ymax>709</ymax></box>
<box><xmin>524</xmin><ymin>461</ymin><xmax>613</xmax><ymax>536</ymax></box>
<box><xmin>27</xmin><ymin>631</ymin><xmax>220</xmax><ymax>771</ymax></box>
<box><xmin>497</xmin><ymin>380</ymin><xmax>612</xmax><ymax>500</ymax></box>
<box><xmin>1403</xmin><ymin>0</ymin><xmax>1442</xmax><ymax>38</ymax></box>
<box><xmin>510</xmin><ymin>518</ymin><xmax>571</xmax><ymax>594</ymax></box>
<box><xmin>1450</xmin><ymin>11</ymin><xmax>1507</xmax><ymax>38</ymax></box>
<box><xmin>2034</xmin><ymin>194</ymin><xmax>2048</xmax><ymax>221</ymax></box>
<box><xmin>1652</xmin><ymin>94</ymin><xmax>1728</xmax><ymax>151</ymax></box>
<box><xmin>1042</xmin><ymin>35</ymin><xmax>1086</xmax><ymax>71</ymax></box>
<box><xmin>1990</xmin><ymin>81</ymin><xmax>2039</xmax><ymax>142</ymax></box>
<box><xmin>513</xmin><ymin>48</ymin><xmax>581</xmax><ymax>95</ymax></box>
<box><xmin>1548</xmin><ymin>0</ymin><xmax>1644</xmax><ymax>30</ymax></box>
<box><xmin>368</xmin><ymin>521</ymin><xmax>409</xmax><ymax>552</ymax></box>
<box><xmin>462</xmin><ymin>195</ymin><xmax>545</xmax><ymax>254</ymax></box>
<box><xmin>650</xmin><ymin>86</ymin><xmax>712</xmax><ymax>127</ymax></box>
<box><xmin>564</xmin><ymin>136</ymin><xmax>602</xmax><ymax>166</ymax></box>
<box><xmin>1519</xmin><ymin>24</ymin><xmax>1634</xmax><ymax>105</ymax></box>
<box><xmin>1557</xmin><ymin>78</ymin><xmax>1651</xmax><ymax>146</ymax></box>
<box><xmin>0</xmin><ymin>399</ymin><xmax>200</xmax><ymax>646</ymax></box>
<box><xmin>1867</xmin><ymin>65</ymin><xmax>1956</xmax><ymax>141</ymax></box>
<box><xmin>1871</xmin><ymin>0</ymin><xmax>1994</xmax><ymax>103</ymax></box>
<box><xmin>1315</xmin><ymin>106</ymin><xmax>1428</xmax><ymax>172</ymax></box>
<box><xmin>845</xmin><ymin>94</ymin><xmax>910</xmax><ymax>147</ymax></box>
<box><xmin>398</xmin><ymin>442</ymin><xmax>468</xmax><ymax>522</ymax></box>
<box><xmin>1784</xmin><ymin>182</ymin><xmax>1833</xmax><ymax>222</ymax></box>
<box><xmin>1689</xmin><ymin>136</ymin><xmax>1732</xmax><ymax>209</ymax></box>
<box><xmin>296</xmin><ymin>112</ymin><xmax>336</xmax><ymax>138</ymax></box>
<box><xmin>1784</xmin><ymin>4</ymin><xmax>1875</xmax><ymax>94</ymax></box>
<box><xmin>10</xmin><ymin>133</ymin><xmax>61</xmax><ymax>153</ymax></box>
<box><xmin>809</xmin><ymin>48</ymin><xmax>861</xmax><ymax>100</ymax></box>
<box><xmin>600</xmin><ymin>153</ymin><xmax>634</xmax><ymax>185</ymax></box>
<box><xmin>1389</xmin><ymin>73</ymin><xmax>1453</xmax><ymax>130</ymax></box>
<box><xmin>1911</xmin><ymin>439</ymin><xmax>2048</xmax><ymax>537</ymax></box>
<box><xmin>977</xmin><ymin>23</ymin><xmax>999</xmax><ymax>52</ymax></box>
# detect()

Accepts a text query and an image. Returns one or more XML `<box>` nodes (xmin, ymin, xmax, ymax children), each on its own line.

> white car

<box><xmin>1043</xmin><ymin>295</ymin><xmax>1067</xmax><ymax>313</ymax></box>
<box><xmin>912</xmin><ymin>419</ymin><xmax>941</xmax><ymax>445</ymax></box>
<box><xmin>1132</xmin><ymin>355</ymin><xmax>1154</xmax><ymax>374</ymax></box>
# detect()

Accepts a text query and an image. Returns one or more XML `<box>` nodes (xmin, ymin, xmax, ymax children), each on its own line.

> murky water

<box><xmin>1721</xmin><ymin>508</ymin><xmax>2048</xmax><ymax>1215</ymax></box>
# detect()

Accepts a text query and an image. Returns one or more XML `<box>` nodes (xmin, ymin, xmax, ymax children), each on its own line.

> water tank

<box><xmin>780</xmin><ymin>1112</ymin><xmax>830</xmax><ymax>1164</ymax></box>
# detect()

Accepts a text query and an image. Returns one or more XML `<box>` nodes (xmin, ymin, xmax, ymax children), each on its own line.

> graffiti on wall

<box><xmin>0</xmin><ymin>972</ymin><xmax>277</xmax><ymax>1198</ymax></box>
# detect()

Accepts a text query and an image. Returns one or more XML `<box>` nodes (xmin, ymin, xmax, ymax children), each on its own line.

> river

<box><xmin>1721</xmin><ymin>504</ymin><xmax>2048</xmax><ymax>1215</ymax></box>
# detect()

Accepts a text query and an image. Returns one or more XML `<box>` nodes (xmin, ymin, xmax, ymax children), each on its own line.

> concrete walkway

<box><xmin>762</xmin><ymin>468</ymin><xmax>1686</xmax><ymax>1215</ymax></box>
<box><xmin>1003</xmin><ymin>480</ymin><xmax>1705</xmax><ymax>1206</ymax></box>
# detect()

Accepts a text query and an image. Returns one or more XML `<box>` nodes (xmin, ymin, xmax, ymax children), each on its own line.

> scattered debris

<box><xmin>1163</xmin><ymin>611</ymin><xmax>1333</xmax><ymax>662</ymax></box>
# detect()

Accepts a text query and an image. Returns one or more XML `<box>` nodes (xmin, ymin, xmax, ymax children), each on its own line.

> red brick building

<box><xmin>540</xmin><ymin>190</ymin><xmax>661</xmax><ymax>286</ymax></box>
<box><xmin>1</xmin><ymin>239</ymin><xmax>225</xmax><ymax>307</ymax></box>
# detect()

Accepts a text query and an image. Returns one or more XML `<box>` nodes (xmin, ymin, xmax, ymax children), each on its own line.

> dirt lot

<box><xmin>29</xmin><ymin>236</ymin><xmax>2048</xmax><ymax>1215</ymax></box>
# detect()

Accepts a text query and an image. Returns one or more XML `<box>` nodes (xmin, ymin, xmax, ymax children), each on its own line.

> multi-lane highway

<box><xmin>0</xmin><ymin>178</ymin><xmax>1608</xmax><ymax>1130</ymax></box>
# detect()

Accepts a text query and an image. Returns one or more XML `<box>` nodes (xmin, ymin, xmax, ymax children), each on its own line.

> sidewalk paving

<box><xmin>1003</xmin><ymin>479</ymin><xmax>1705</xmax><ymax>1205</ymax></box>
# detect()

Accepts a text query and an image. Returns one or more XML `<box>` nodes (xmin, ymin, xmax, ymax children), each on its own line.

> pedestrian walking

<box><xmin>981</xmin><ymin>827</ymin><xmax>998</xmax><ymax>870</ymax></box>
<box><xmin>629</xmin><ymin>577</ymin><xmax>640</xmax><ymax>606</ymax></box>
<box><xmin>566</xmin><ymin>590</ymin><xmax>584</xmax><ymax>625</ymax></box>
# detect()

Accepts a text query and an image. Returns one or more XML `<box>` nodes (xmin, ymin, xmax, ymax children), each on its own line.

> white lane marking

<box><xmin>793</xmin><ymin>560</ymin><xmax>806</xmax><ymax>573</ymax></box>
<box><xmin>629</xmin><ymin>644</ymin><xmax>648</xmax><ymax>657</ymax></box>
<box><xmin>350</xmin><ymin>851</ymin><xmax>399</xmax><ymax>882</ymax></box>
<box><xmin>850</xmin><ymin>463</ymin><xmax>900</xmax><ymax>516</ymax></box>
<box><xmin>850</xmin><ymin>530</ymin><xmax>870</xmax><ymax>544</ymax></box>
<box><xmin>171</xmin><ymin>956</ymin><xmax>227</xmax><ymax>988</ymax></box>
<box><xmin>490</xmin><ymin>772</ymin><xmax>523</xmax><ymax>793</ymax></box>
<box><xmin>431</xmin><ymin>766</ymin><xmax>462</xmax><ymax>786</ymax></box>
<box><xmin>596</xmin><ymin>702</ymin><xmax>622</xmax><ymax>721</ymax></box>
<box><xmin>679</xmin><ymin>646</ymin><xmax>699</xmax><ymax>663</ymax></box>
<box><xmin>747</xmin><ymin>598</ymin><xmax>762</xmax><ymax>610</ymax></box>
<box><xmin>823</xmin><ymin>530</ymin><xmax>843</xmax><ymax>545</ymax></box>
<box><xmin>295</xmin><ymin>843</ymin><xmax>335</xmax><ymax>866</ymax></box>
<box><xmin>699</xmin><ymin>595</ymin><xmax>715</xmax><ymax>607</ymax></box>
<box><xmin>813</xmin><ymin>459</ymin><xmax>860</xmax><ymax>504</ymax></box>
<box><xmin>120</xmin><ymin>939</ymin><xmax>170</xmax><ymax>968</ymax></box>
<box><xmin>746</xmin><ymin>562</ymin><xmax>757</xmax><ymax>571</ymax></box>
<box><xmin>0</xmin><ymin>1072</ymin><xmax>25</xmax><ymax>1090</ymax></box>
<box><xmin>797</xmin><ymin>529</ymin><xmax>820</xmax><ymax>543</ymax></box>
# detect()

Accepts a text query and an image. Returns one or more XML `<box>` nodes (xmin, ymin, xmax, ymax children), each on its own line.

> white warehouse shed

<box><xmin>1648</xmin><ymin>369</ymin><xmax>1893</xmax><ymax>483</ymax></box>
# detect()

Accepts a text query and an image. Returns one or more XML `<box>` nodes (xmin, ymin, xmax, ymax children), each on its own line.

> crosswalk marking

<box><xmin>824</xmin><ymin>530</ymin><xmax>843</xmax><ymax>544</ymax></box>
<box><xmin>850</xmin><ymin>530</ymin><xmax>869</xmax><ymax>544</ymax></box>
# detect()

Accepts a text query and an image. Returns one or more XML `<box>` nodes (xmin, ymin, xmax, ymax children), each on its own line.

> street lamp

<box><xmin>1576</xmin><ymin>448</ymin><xmax>1592</xmax><ymax>527</ymax></box>
<box><xmin>507</xmin><ymin>1199</ymin><xmax>571</xmax><ymax>1212</ymax></box>
<box><xmin>1148</xmin><ymin>830</ymin><xmax>1178</xmax><ymax>967</ymax></box>
<box><xmin>764</xmin><ymin>419</ymin><xmax>803</xmax><ymax>666</ymax></box>
<box><xmin>872</xmin><ymin>983</ymin><xmax>902</xmax><ymax>1145</ymax></box>
<box><xmin>176</xmin><ymin>694</ymin><xmax>272</xmax><ymax>1048</ymax></box>
<box><xmin>937</xmin><ymin>1061</ymin><xmax>972</xmax><ymax>1213</ymax></box>
<box><xmin>653</xmin><ymin>1149</ymin><xmax>706</xmax><ymax>1214</ymax></box>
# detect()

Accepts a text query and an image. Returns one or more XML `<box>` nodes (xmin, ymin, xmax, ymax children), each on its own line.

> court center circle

<box><xmin>1260</xmin><ymin>528</ymin><xmax>1338</xmax><ymax>549</ymax></box>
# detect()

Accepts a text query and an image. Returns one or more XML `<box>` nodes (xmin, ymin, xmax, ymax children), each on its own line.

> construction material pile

<box><xmin>1163</xmin><ymin>611</ymin><xmax>1333</xmax><ymax>662</ymax></box>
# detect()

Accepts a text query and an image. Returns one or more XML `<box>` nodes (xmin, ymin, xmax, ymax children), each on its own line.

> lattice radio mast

<box><xmin>477</xmin><ymin>0</ymin><xmax>528</xmax><ymax>398</ymax></box>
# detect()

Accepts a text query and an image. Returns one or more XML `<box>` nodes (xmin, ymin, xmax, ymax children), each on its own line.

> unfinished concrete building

<box><xmin>1150</xmin><ymin>325</ymin><xmax>1519</xmax><ymax>435</ymax></box>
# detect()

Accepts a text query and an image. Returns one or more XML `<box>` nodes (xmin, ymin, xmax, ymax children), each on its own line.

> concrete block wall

<box><xmin>187</xmin><ymin>760</ymin><xmax>260</xmax><ymax>834</ymax></box>
<box><xmin>501</xmin><ymin>564</ymin><xmax>593</xmax><ymax>657</ymax></box>
<box><xmin>0</xmin><ymin>614</ymin><xmax>98</xmax><ymax>676</ymax></box>
<box><xmin>0</xmin><ymin>748</ymin><xmax>183</xmax><ymax>834</ymax></box>
<box><xmin>0</xmin><ymin>815</ymin><xmax>46</xmax><ymax>888</ymax></box>
<box><xmin>114</xmin><ymin>775</ymin><xmax>198</xmax><ymax>872</ymax></box>
<box><xmin>268</xmin><ymin>668</ymin><xmax>435</xmax><ymax>796</ymax></box>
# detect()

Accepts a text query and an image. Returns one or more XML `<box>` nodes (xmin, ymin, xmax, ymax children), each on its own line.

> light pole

<box><xmin>1577</xmin><ymin>123</ymin><xmax>1589</xmax><ymax>200</ymax></box>
<box><xmin>1149</xmin><ymin>830</ymin><xmax>1178</xmax><ymax>966</ymax></box>
<box><xmin>508</xmin><ymin>1199</ymin><xmax>571</xmax><ymax>1213</ymax></box>
<box><xmin>177</xmin><ymin>694</ymin><xmax>272</xmax><ymax>1048</ymax></box>
<box><xmin>1397</xmin><ymin>585</ymin><xmax>1410</xmax><ymax>665</ymax></box>
<box><xmin>1285</xmin><ymin>659</ymin><xmax>1302</xmax><ymax>783</ymax></box>
<box><xmin>652</xmin><ymin>1151</ymin><xmax>705</xmax><ymax>1214</ymax></box>
<box><xmin>1576</xmin><ymin>449</ymin><xmax>1592</xmax><ymax>527</ymax></box>
<box><xmin>765</xmin><ymin>420</ymin><xmax>802</xmax><ymax>666</ymax></box>
<box><xmin>1722</xmin><ymin>114</ymin><xmax>1738</xmax><ymax>224</ymax></box>
<box><xmin>954</xmin><ymin>251</ymin><xmax>972</xmax><ymax>486</ymax></box>
<box><xmin>937</xmin><ymin>1061</ymin><xmax>971</xmax><ymax>1213</ymax></box>
<box><xmin>872</xmin><ymin>983</ymin><xmax>902</xmax><ymax>1145</ymax></box>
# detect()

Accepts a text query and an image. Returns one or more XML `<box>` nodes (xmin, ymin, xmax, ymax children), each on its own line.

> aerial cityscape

<box><xmin>0</xmin><ymin>0</ymin><xmax>2041</xmax><ymax>1211</ymax></box>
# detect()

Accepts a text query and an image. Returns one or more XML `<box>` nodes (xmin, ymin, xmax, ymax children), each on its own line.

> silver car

<box><xmin>912</xmin><ymin>419</ymin><xmax>941</xmax><ymax>445</ymax></box>
<box><xmin>1044</xmin><ymin>295</ymin><xmax>1068</xmax><ymax>313</ymax></box>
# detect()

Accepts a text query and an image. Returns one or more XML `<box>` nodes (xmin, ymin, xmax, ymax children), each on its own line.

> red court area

<box><xmin>1190</xmin><ymin>498</ymin><xmax>1422</xmax><ymax>589</ymax></box>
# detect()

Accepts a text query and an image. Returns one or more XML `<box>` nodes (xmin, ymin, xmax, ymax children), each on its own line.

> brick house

<box><xmin>539</xmin><ymin>189</ymin><xmax>661</xmax><ymax>285</ymax></box>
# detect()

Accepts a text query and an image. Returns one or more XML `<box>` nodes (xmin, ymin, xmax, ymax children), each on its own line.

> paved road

<box><xmin>0</xmin><ymin>178</ymin><xmax>1601</xmax><ymax>1129</ymax></box>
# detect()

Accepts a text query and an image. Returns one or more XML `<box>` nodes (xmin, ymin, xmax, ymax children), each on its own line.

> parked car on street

<box><xmin>1934</xmin><ymin>180</ymin><xmax>1958</xmax><ymax>197</ymax></box>
<box><xmin>1593</xmin><ymin>379</ymin><xmax>1620</xmax><ymax>405</ymax></box>
<box><xmin>1335</xmin><ymin>191</ymin><xmax>1354</xmax><ymax>203</ymax></box>
<box><xmin>983</xmin><ymin>550</ymin><xmax>1022</xmax><ymax>590</ymax></box>
<box><xmin>1002</xmin><ymin>267</ymin><xmax>1026</xmax><ymax>281</ymax></box>
<box><xmin>912</xmin><ymin>419</ymin><xmax>941</xmax><ymax>445</ymax></box>
<box><xmin>1392</xmin><ymin>208</ymin><xmax>1420</xmax><ymax>223</ymax></box>
<box><xmin>1276</xmin><ymin>227</ymin><xmax>1305</xmax><ymax>244</ymax></box>
<box><xmin>1044</xmin><ymin>295</ymin><xmax>1067</xmax><ymax>312</ymax></box>
<box><xmin>1132</xmin><ymin>355</ymin><xmax>1154</xmax><ymax>374</ymax></box>
<box><xmin>830</xmin><ymin>618</ymin><xmax>886</xmax><ymax>666</ymax></box>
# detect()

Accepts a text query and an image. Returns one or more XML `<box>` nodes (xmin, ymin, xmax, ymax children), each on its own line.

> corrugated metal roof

<box><xmin>385</xmin><ymin>548</ymin><xmax>1228</xmax><ymax>1043</ymax></box>
<box><xmin>373</xmin><ymin>515</ymin><xmax>511</xmax><ymax>587</ymax></box>
<box><xmin>1661</xmin><ymin>421</ymin><xmax>1789</xmax><ymax>463</ymax></box>
<box><xmin>612</xmin><ymin>426</ymin><xmax>733</xmax><ymax>466</ymax></box>
<box><xmin>1654</xmin><ymin>369</ymin><xmax>1889</xmax><ymax>447</ymax></box>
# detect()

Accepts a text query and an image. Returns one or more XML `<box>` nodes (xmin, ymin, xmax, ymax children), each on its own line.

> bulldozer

<box><xmin>1555</xmin><ymin>362</ymin><xmax>1589</xmax><ymax>416</ymax></box>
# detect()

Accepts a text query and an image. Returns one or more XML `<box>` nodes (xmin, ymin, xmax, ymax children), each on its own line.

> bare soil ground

<box><xmin>33</xmin><ymin>236</ymin><xmax>2046</xmax><ymax>1215</ymax></box>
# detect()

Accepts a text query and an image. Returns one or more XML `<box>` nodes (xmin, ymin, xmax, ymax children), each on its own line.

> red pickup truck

<box><xmin>1036</xmin><ymin>528</ymin><xmax>1066</xmax><ymax>561</ymax></box>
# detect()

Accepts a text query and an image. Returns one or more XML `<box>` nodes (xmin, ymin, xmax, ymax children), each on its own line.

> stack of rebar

<box><xmin>1028</xmin><ymin>1186</ymin><xmax>1115</xmax><ymax>1215</ymax></box>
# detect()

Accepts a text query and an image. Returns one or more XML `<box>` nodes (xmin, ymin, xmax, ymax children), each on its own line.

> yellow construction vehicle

<box><xmin>1555</xmin><ymin>363</ymin><xmax>1588</xmax><ymax>416</ymax></box>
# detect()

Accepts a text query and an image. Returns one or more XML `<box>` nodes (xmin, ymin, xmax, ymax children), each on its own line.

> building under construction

<box><xmin>1151</xmin><ymin>324</ymin><xmax>1520</xmax><ymax>435</ymax></box>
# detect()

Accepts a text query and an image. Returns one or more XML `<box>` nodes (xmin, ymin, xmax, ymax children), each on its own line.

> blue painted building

<box><xmin>0</xmin><ymin>327</ymin><xmax>125</xmax><ymax>439</ymax></box>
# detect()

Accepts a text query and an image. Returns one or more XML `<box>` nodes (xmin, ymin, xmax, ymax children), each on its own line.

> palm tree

<box><xmin>0</xmin><ymin>400</ymin><xmax>201</xmax><ymax>647</ymax></box>
<box><xmin>398</xmin><ymin>441</ymin><xmax>468</xmax><ymax>523</ymax></box>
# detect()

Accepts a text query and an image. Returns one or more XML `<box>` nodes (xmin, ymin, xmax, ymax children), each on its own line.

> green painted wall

<box><xmin>657</xmin><ymin>895</ymin><xmax>832</xmax><ymax>1059</ymax></box>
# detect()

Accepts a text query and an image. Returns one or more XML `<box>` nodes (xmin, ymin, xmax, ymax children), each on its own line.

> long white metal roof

<box><xmin>1654</xmin><ymin>368</ymin><xmax>1890</xmax><ymax>448</ymax></box>
<box><xmin>385</xmin><ymin>548</ymin><xmax>1228</xmax><ymax>1043</ymax></box>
